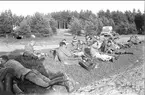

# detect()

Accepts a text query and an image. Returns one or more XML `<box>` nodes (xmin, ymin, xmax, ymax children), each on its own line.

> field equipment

<box><xmin>79</xmin><ymin>56</ymin><xmax>96</xmax><ymax>71</ymax></box>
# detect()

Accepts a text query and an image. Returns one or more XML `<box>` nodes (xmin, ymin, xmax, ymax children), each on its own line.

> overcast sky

<box><xmin>0</xmin><ymin>1</ymin><xmax>144</xmax><ymax>16</ymax></box>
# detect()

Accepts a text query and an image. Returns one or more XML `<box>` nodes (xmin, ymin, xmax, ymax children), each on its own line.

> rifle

<box><xmin>115</xmin><ymin>52</ymin><xmax>133</xmax><ymax>55</ymax></box>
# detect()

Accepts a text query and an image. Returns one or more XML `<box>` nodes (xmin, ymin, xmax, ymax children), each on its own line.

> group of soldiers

<box><xmin>0</xmin><ymin>34</ymin><xmax>142</xmax><ymax>94</ymax></box>
<box><xmin>0</xmin><ymin>42</ymin><xmax>76</xmax><ymax>94</ymax></box>
<box><xmin>54</xmin><ymin>34</ymin><xmax>142</xmax><ymax>70</ymax></box>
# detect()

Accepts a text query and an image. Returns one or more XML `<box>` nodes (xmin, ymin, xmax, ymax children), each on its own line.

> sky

<box><xmin>0</xmin><ymin>1</ymin><xmax>144</xmax><ymax>16</ymax></box>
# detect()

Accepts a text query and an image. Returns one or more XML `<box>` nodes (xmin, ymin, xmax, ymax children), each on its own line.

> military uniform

<box><xmin>128</xmin><ymin>35</ymin><xmax>141</xmax><ymax>45</ymax></box>
<box><xmin>24</xmin><ymin>42</ymin><xmax>34</xmax><ymax>54</ymax></box>
<box><xmin>67</xmin><ymin>43</ymin><xmax>78</xmax><ymax>53</ymax></box>
<box><xmin>24</xmin><ymin>42</ymin><xmax>40</xmax><ymax>60</ymax></box>
<box><xmin>2</xmin><ymin>59</ymin><xmax>52</xmax><ymax>87</ymax></box>
<box><xmin>57</xmin><ymin>46</ymin><xmax>79</xmax><ymax>65</ymax></box>
<box><xmin>0</xmin><ymin>67</ymin><xmax>15</xmax><ymax>93</ymax></box>
<box><xmin>3</xmin><ymin>59</ymin><xmax>31</xmax><ymax>79</ymax></box>
<box><xmin>90</xmin><ymin>41</ymin><xmax>114</xmax><ymax>61</ymax></box>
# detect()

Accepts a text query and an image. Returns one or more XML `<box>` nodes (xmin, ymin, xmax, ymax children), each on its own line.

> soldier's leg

<box><xmin>0</xmin><ymin>68</ymin><xmax>14</xmax><ymax>80</ymax></box>
<box><xmin>31</xmin><ymin>69</ymin><xmax>51</xmax><ymax>83</ymax></box>
<box><xmin>4</xmin><ymin>73</ymin><xmax>13</xmax><ymax>93</ymax></box>
<box><xmin>35</xmin><ymin>70</ymin><xmax>68</xmax><ymax>86</ymax></box>
<box><xmin>45</xmin><ymin>68</ymin><xmax>65</xmax><ymax>80</ymax></box>
<box><xmin>0</xmin><ymin>81</ymin><xmax>4</xmax><ymax>92</ymax></box>
<box><xmin>25</xmin><ymin>71</ymin><xmax>50</xmax><ymax>87</ymax></box>
<box><xmin>25</xmin><ymin>71</ymin><xmax>67</xmax><ymax>88</ymax></box>
<box><xmin>0</xmin><ymin>68</ymin><xmax>15</xmax><ymax>93</ymax></box>
<box><xmin>48</xmin><ymin>72</ymin><xmax>65</xmax><ymax>80</ymax></box>
<box><xmin>13</xmin><ymin>81</ymin><xmax>24</xmax><ymax>94</ymax></box>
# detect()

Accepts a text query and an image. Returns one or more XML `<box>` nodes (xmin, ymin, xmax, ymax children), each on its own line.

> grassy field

<box><xmin>0</xmin><ymin>33</ymin><xmax>144</xmax><ymax>52</ymax></box>
<box><xmin>0</xmin><ymin>29</ymin><xmax>144</xmax><ymax>46</ymax></box>
<box><xmin>0</xmin><ymin>31</ymin><xmax>145</xmax><ymax>94</ymax></box>
<box><xmin>3</xmin><ymin>39</ymin><xmax>144</xmax><ymax>94</ymax></box>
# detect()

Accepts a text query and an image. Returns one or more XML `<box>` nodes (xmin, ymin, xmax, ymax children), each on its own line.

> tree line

<box><xmin>0</xmin><ymin>9</ymin><xmax>144</xmax><ymax>38</ymax></box>
<box><xmin>0</xmin><ymin>10</ymin><xmax>57</xmax><ymax>38</ymax></box>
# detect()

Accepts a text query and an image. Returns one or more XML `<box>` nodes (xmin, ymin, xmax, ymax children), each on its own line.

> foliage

<box><xmin>68</xmin><ymin>17</ymin><xmax>82</xmax><ymax>35</ymax></box>
<box><xmin>19</xmin><ymin>19</ymin><xmax>31</xmax><ymax>36</ymax></box>
<box><xmin>0</xmin><ymin>9</ymin><xmax>144</xmax><ymax>38</ymax></box>
<box><xmin>30</xmin><ymin>12</ymin><xmax>56</xmax><ymax>37</ymax></box>
<box><xmin>0</xmin><ymin>10</ymin><xmax>13</xmax><ymax>36</ymax></box>
<box><xmin>59</xmin><ymin>9</ymin><xmax>144</xmax><ymax>36</ymax></box>
<box><xmin>12</xmin><ymin>14</ymin><xmax>24</xmax><ymax>26</ymax></box>
<box><xmin>97</xmin><ymin>9</ymin><xmax>144</xmax><ymax>35</ymax></box>
<box><xmin>46</xmin><ymin>14</ymin><xmax>57</xmax><ymax>34</ymax></box>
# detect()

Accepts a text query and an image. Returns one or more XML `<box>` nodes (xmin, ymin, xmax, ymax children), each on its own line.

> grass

<box><xmin>0</xmin><ymin>34</ymin><xmax>144</xmax><ymax>45</ymax></box>
<box><xmin>0</xmin><ymin>33</ymin><xmax>144</xmax><ymax>94</ymax></box>
<box><xmin>3</xmin><ymin>41</ymin><xmax>143</xmax><ymax>94</ymax></box>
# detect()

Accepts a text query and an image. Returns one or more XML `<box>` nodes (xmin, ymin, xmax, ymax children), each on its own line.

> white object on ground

<box><xmin>31</xmin><ymin>35</ymin><xmax>36</xmax><ymax>38</ymax></box>
<box><xmin>94</xmin><ymin>52</ymin><xmax>113</xmax><ymax>61</ymax></box>
<box><xmin>95</xmin><ymin>65</ymin><xmax>98</xmax><ymax>68</ymax></box>
<box><xmin>73</xmin><ymin>52</ymin><xmax>84</xmax><ymax>57</ymax></box>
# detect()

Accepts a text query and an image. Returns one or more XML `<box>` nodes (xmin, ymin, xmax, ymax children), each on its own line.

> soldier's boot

<box><xmin>13</xmin><ymin>81</ymin><xmax>24</xmax><ymax>94</ymax></box>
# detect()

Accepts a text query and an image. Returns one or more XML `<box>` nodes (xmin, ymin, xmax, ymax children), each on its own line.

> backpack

<box><xmin>78</xmin><ymin>55</ymin><xmax>97</xmax><ymax>71</ymax></box>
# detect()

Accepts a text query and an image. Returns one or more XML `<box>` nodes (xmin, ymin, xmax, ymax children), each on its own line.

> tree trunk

<box><xmin>62</xmin><ymin>21</ymin><xmax>64</xmax><ymax>29</ymax></box>
<box><xmin>60</xmin><ymin>21</ymin><xmax>63</xmax><ymax>29</ymax></box>
<box><xmin>65</xmin><ymin>22</ymin><xmax>68</xmax><ymax>29</ymax></box>
<box><xmin>58</xmin><ymin>21</ymin><xmax>59</xmax><ymax>29</ymax></box>
<box><xmin>63</xmin><ymin>21</ymin><xmax>65</xmax><ymax>29</ymax></box>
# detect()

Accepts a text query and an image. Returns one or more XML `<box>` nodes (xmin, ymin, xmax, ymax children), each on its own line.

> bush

<box><xmin>0</xmin><ymin>10</ymin><xmax>13</xmax><ymax>36</ymax></box>
<box><xmin>84</xmin><ymin>21</ymin><xmax>98</xmax><ymax>36</ymax></box>
<box><xmin>127</xmin><ymin>23</ymin><xmax>138</xmax><ymax>34</ymax></box>
<box><xmin>0</xmin><ymin>9</ymin><xmax>144</xmax><ymax>37</ymax></box>
<box><xmin>68</xmin><ymin>17</ymin><xmax>82</xmax><ymax>35</ymax></box>
<box><xmin>114</xmin><ymin>22</ymin><xmax>138</xmax><ymax>35</ymax></box>
<box><xmin>19</xmin><ymin>19</ymin><xmax>31</xmax><ymax>36</ymax></box>
<box><xmin>30</xmin><ymin>12</ymin><xmax>53</xmax><ymax>37</ymax></box>
<box><xmin>49</xmin><ymin>17</ymin><xmax>58</xmax><ymax>34</ymax></box>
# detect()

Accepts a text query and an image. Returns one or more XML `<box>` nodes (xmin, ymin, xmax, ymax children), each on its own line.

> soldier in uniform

<box><xmin>56</xmin><ymin>42</ymin><xmax>81</xmax><ymax>65</ymax></box>
<box><xmin>90</xmin><ymin>41</ymin><xmax>115</xmax><ymax>62</ymax></box>
<box><xmin>0</xmin><ymin>55</ymin><xmax>73</xmax><ymax>92</ymax></box>
<box><xmin>128</xmin><ymin>35</ymin><xmax>141</xmax><ymax>45</ymax></box>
